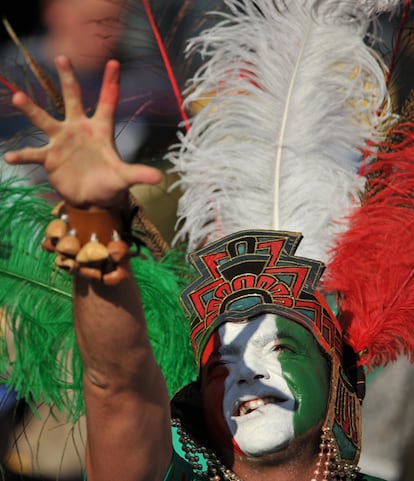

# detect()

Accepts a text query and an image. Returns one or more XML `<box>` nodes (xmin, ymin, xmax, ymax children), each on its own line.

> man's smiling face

<box><xmin>201</xmin><ymin>313</ymin><xmax>330</xmax><ymax>458</ymax></box>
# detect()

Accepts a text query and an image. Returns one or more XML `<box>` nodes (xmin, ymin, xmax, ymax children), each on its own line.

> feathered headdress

<box><xmin>166</xmin><ymin>0</ymin><xmax>414</xmax><ymax>466</ymax></box>
<box><xmin>166</xmin><ymin>0</ymin><xmax>414</xmax><ymax>371</ymax></box>
<box><xmin>169</xmin><ymin>0</ymin><xmax>393</xmax><ymax>262</ymax></box>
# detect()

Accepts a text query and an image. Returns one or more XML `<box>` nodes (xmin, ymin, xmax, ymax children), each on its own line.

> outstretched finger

<box><xmin>11</xmin><ymin>92</ymin><xmax>59</xmax><ymax>136</ymax></box>
<box><xmin>95</xmin><ymin>60</ymin><xmax>120</xmax><ymax>124</ymax></box>
<box><xmin>55</xmin><ymin>56</ymin><xmax>85</xmax><ymax>119</ymax></box>
<box><xmin>4</xmin><ymin>145</ymin><xmax>50</xmax><ymax>165</ymax></box>
<box><xmin>121</xmin><ymin>163</ymin><xmax>164</xmax><ymax>188</ymax></box>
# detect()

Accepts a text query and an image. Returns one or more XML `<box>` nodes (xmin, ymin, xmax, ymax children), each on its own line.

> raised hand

<box><xmin>4</xmin><ymin>56</ymin><xmax>162</xmax><ymax>208</ymax></box>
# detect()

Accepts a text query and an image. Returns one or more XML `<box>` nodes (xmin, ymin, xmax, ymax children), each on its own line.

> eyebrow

<box><xmin>212</xmin><ymin>331</ymin><xmax>286</xmax><ymax>357</ymax></box>
<box><xmin>209</xmin><ymin>326</ymin><xmax>304</xmax><ymax>361</ymax></box>
<box><xmin>250</xmin><ymin>332</ymin><xmax>280</xmax><ymax>348</ymax></box>
<box><xmin>211</xmin><ymin>344</ymin><xmax>241</xmax><ymax>358</ymax></box>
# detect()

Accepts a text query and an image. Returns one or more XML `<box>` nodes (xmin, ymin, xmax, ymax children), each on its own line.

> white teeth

<box><xmin>237</xmin><ymin>396</ymin><xmax>275</xmax><ymax>416</ymax></box>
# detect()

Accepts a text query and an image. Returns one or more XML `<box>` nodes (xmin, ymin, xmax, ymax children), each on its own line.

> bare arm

<box><xmin>75</xmin><ymin>276</ymin><xmax>172</xmax><ymax>481</ymax></box>
<box><xmin>5</xmin><ymin>56</ymin><xmax>171</xmax><ymax>481</ymax></box>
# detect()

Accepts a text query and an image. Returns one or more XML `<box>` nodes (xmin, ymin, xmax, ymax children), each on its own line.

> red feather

<box><xmin>324</xmin><ymin>119</ymin><xmax>414</xmax><ymax>369</ymax></box>
<box><xmin>0</xmin><ymin>74</ymin><xmax>18</xmax><ymax>94</ymax></box>
<box><xmin>142</xmin><ymin>0</ymin><xmax>190</xmax><ymax>131</ymax></box>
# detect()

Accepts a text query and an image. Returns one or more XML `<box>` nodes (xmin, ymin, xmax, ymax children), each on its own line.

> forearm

<box><xmin>74</xmin><ymin>272</ymin><xmax>172</xmax><ymax>481</ymax></box>
<box><xmin>74</xmin><ymin>272</ymin><xmax>151</xmax><ymax>388</ymax></box>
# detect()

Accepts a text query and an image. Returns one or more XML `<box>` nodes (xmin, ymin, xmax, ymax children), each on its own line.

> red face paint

<box><xmin>201</xmin><ymin>330</ymin><xmax>244</xmax><ymax>456</ymax></box>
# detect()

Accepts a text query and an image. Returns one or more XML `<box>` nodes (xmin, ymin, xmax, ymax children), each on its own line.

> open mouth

<box><xmin>233</xmin><ymin>396</ymin><xmax>287</xmax><ymax>417</ymax></box>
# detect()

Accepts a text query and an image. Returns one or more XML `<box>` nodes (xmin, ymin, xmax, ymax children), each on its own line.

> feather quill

<box><xmin>141</xmin><ymin>1</ymin><xmax>190</xmax><ymax>129</ymax></box>
<box><xmin>0</xmin><ymin>1</ymin><xmax>215</xmax><ymax>152</ymax></box>
<box><xmin>2</xmin><ymin>18</ymin><xmax>64</xmax><ymax>115</ymax></box>
<box><xmin>168</xmin><ymin>0</ymin><xmax>392</xmax><ymax>262</ymax></box>
<box><xmin>0</xmin><ymin>75</ymin><xmax>18</xmax><ymax>94</ymax></box>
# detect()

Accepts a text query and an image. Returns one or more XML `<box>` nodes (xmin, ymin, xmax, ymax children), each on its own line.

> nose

<box><xmin>237</xmin><ymin>360</ymin><xmax>270</xmax><ymax>385</ymax></box>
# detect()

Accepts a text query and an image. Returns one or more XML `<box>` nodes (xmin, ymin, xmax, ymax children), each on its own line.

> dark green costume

<box><xmin>164</xmin><ymin>423</ymin><xmax>386</xmax><ymax>481</ymax></box>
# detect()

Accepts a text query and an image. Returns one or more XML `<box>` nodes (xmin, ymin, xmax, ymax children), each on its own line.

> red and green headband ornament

<box><xmin>180</xmin><ymin>230</ymin><xmax>343</xmax><ymax>367</ymax></box>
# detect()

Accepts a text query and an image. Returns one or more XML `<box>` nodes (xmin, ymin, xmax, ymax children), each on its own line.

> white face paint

<box><xmin>217</xmin><ymin>313</ymin><xmax>296</xmax><ymax>456</ymax></box>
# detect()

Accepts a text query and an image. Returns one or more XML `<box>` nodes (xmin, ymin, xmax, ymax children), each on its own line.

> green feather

<box><xmin>0</xmin><ymin>177</ymin><xmax>196</xmax><ymax>422</ymax></box>
<box><xmin>134</xmin><ymin>248</ymin><xmax>197</xmax><ymax>397</ymax></box>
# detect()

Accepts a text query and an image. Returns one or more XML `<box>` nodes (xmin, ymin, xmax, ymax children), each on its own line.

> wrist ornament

<box><xmin>42</xmin><ymin>197</ymin><xmax>142</xmax><ymax>285</ymax></box>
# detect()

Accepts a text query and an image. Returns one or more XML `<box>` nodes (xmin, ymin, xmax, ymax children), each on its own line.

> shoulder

<box><xmin>358</xmin><ymin>473</ymin><xmax>388</xmax><ymax>481</ymax></box>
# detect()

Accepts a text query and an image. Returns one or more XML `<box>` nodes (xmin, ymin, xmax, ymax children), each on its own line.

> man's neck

<box><xmin>230</xmin><ymin>454</ymin><xmax>318</xmax><ymax>481</ymax></box>
<box><xmin>217</xmin><ymin>425</ymin><xmax>322</xmax><ymax>481</ymax></box>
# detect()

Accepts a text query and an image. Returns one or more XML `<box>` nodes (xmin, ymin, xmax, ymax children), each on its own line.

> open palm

<box><xmin>4</xmin><ymin>56</ymin><xmax>162</xmax><ymax>208</ymax></box>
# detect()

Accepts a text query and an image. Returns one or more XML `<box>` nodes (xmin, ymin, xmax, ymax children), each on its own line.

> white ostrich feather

<box><xmin>359</xmin><ymin>0</ymin><xmax>402</xmax><ymax>16</ymax></box>
<box><xmin>168</xmin><ymin>0</ymin><xmax>393</xmax><ymax>261</ymax></box>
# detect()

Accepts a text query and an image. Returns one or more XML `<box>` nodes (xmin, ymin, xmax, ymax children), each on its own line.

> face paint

<box><xmin>272</xmin><ymin>316</ymin><xmax>330</xmax><ymax>435</ymax></box>
<box><xmin>201</xmin><ymin>313</ymin><xmax>330</xmax><ymax>458</ymax></box>
<box><xmin>202</xmin><ymin>314</ymin><xmax>296</xmax><ymax>457</ymax></box>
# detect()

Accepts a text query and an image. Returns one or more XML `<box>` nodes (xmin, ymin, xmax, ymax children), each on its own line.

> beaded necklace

<box><xmin>171</xmin><ymin>419</ymin><xmax>360</xmax><ymax>481</ymax></box>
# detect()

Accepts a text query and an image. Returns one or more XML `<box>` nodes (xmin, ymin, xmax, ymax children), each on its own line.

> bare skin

<box><xmin>5</xmin><ymin>56</ymin><xmax>170</xmax><ymax>481</ymax></box>
<box><xmin>4</xmin><ymin>56</ymin><xmax>162</xmax><ymax>207</ymax></box>
<box><xmin>42</xmin><ymin>0</ymin><xmax>126</xmax><ymax>72</ymax></box>
<box><xmin>74</xmin><ymin>277</ymin><xmax>171</xmax><ymax>481</ymax></box>
<box><xmin>5</xmin><ymin>56</ymin><xmax>325</xmax><ymax>481</ymax></box>
<box><xmin>215</xmin><ymin>424</ymin><xmax>322</xmax><ymax>481</ymax></box>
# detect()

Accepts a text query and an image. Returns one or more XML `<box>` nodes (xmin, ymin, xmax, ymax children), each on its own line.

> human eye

<box><xmin>208</xmin><ymin>359</ymin><xmax>227</xmax><ymax>370</ymax></box>
<box><xmin>205</xmin><ymin>357</ymin><xmax>231</xmax><ymax>380</ymax></box>
<box><xmin>271</xmin><ymin>341</ymin><xmax>295</xmax><ymax>354</ymax></box>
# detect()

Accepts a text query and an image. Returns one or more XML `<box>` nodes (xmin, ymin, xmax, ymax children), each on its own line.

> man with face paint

<box><xmin>168</xmin><ymin>229</ymin><xmax>385</xmax><ymax>481</ymax></box>
<box><xmin>201</xmin><ymin>314</ymin><xmax>329</xmax><ymax>461</ymax></box>
<box><xmin>4</xmin><ymin>58</ymin><xmax>387</xmax><ymax>481</ymax></box>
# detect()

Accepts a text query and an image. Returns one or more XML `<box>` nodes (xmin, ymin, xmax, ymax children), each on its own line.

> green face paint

<box><xmin>274</xmin><ymin>316</ymin><xmax>330</xmax><ymax>435</ymax></box>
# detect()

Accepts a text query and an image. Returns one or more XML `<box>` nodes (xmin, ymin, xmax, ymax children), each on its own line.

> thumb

<box><xmin>122</xmin><ymin>163</ymin><xmax>164</xmax><ymax>188</ymax></box>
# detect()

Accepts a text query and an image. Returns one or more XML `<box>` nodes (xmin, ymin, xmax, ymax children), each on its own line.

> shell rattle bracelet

<box><xmin>42</xmin><ymin>198</ymin><xmax>141</xmax><ymax>285</ymax></box>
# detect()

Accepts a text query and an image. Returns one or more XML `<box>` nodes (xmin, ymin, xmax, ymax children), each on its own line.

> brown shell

<box><xmin>45</xmin><ymin>219</ymin><xmax>68</xmax><ymax>240</ymax></box>
<box><xmin>103</xmin><ymin>266</ymin><xmax>129</xmax><ymax>286</ymax></box>
<box><xmin>56</xmin><ymin>235</ymin><xmax>81</xmax><ymax>257</ymax></box>
<box><xmin>107</xmin><ymin>239</ymin><xmax>130</xmax><ymax>263</ymax></box>
<box><xmin>51</xmin><ymin>201</ymin><xmax>65</xmax><ymax>217</ymax></box>
<box><xmin>78</xmin><ymin>266</ymin><xmax>103</xmax><ymax>281</ymax></box>
<box><xmin>55</xmin><ymin>254</ymin><xmax>78</xmax><ymax>273</ymax></box>
<box><xmin>76</xmin><ymin>240</ymin><xmax>109</xmax><ymax>264</ymax></box>
<box><xmin>41</xmin><ymin>237</ymin><xmax>57</xmax><ymax>253</ymax></box>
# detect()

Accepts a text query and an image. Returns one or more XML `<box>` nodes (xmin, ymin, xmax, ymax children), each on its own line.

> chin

<box><xmin>249</xmin><ymin>423</ymin><xmax>324</xmax><ymax>466</ymax></box>
<box><xmin>236</xmin><ymin>437</ymin><xmax>291</xmax><ymax>460</ymax></box>
<box><xmin>229</xmin><ymin>410</ymin><xmax>295</xmax><ymax>459</ymax></box>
